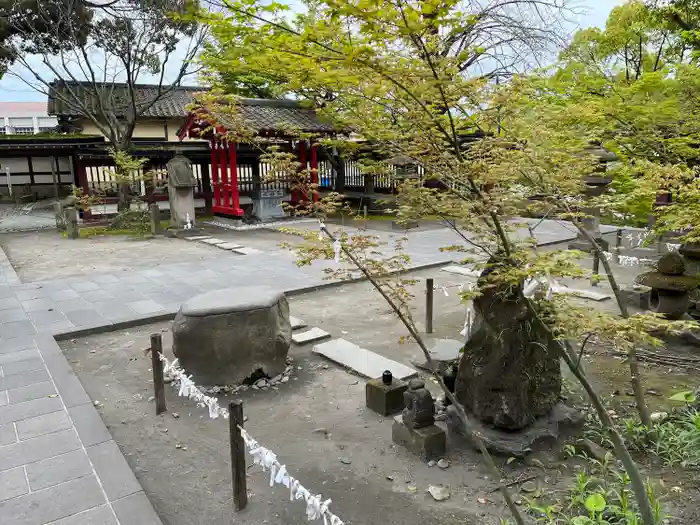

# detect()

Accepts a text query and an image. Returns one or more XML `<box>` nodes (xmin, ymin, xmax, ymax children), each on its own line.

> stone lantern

<box><xmin>636</xmin><ymin>252</ymin><xmax>699</xmax><ymax>319</ymax></box>
<box><xmin>568</xmin><ymin>142</ymin><xmax>617</xmax><ymax>252</ymax></box>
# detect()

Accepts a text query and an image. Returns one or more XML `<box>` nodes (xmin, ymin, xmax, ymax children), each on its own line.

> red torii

<box><xmin>178</xmin><ymin>111</ymin><xmax>320</xmax><ymax>218</ymax></box>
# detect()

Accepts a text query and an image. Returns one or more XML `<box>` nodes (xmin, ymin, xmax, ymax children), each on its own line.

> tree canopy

<box><xmin>2</xmin><ymin>0</ymin><xmax>205</xmax><ymax>150</ymax></box>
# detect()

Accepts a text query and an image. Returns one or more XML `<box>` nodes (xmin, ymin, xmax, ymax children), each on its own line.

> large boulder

<box><xmin>172</xmin><ymin>287</ymin><xmax>291</xmax><ymax>385</ymax></box>
<box><xmin>454</xmin><ymin>271</ymin><xmax>561</xmax><ymax>431</ymax></box>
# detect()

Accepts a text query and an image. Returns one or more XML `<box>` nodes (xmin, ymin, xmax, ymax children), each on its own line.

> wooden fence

<box><xmin>81</xmin><ymin>158</ymin><xmax>432</xmax><ymax>198</ymax></box>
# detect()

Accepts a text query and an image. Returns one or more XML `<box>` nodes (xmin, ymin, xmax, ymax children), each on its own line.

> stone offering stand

<box><xmin>172</xmin><ymin>287</ymin><xmax>292</xmax><ymax>386</ymax></box>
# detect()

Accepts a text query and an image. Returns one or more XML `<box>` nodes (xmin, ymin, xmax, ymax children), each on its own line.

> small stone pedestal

<box><xmin>620</xmin><ymin>284</ymin><xmax>651</xmax><ymax>310</ymax></box>
<box><xmin>366</xmin><ymin>376</ymin><xmax>407</xmax><ymax>416</ymax></box>
<box><xmin>391</xmin><ymin>416</ymin><xmax>446</xmax><ymax>461</ymax></box>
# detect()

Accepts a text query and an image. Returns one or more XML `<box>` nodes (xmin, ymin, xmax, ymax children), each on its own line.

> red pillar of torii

<box><xmin>207</xmin><ymin>134</ymin><xmax>243</xmax><ymax>217</ymax></box>
<box><xmin>293</xmin><ymin>140</ymin><xmax>319</xmax><ymax>205</ymax></box>
<box><xmin>180</xmin><ymin>112</ymin><xmax>317</xmax><ymax>217</ymax></box>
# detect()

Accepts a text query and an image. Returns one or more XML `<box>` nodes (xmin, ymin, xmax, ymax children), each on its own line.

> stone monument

<box><xmin>254</xmin><ymin>189</ymin><xmax>288</xmax><ymax>221</ymax></box>
<box><xmin>636</xmin><ymin>252</ymin><xmax>699</xmax><ymax>319</ymax></box>
<box><xmin>172</xmin><ymin>287</ymin><xmax>292</xmax><ymax>386</ymax></box>
<box><xmin>166</xmin><ymin>151</ymin><xmax>199</xmax><ymax>235</ymax></box>
<box><xmin>391</xmin><ymin>379</ymin><xmax>446</xmax><ymax>460</ymax></box>
<box><xmin>447</xmin><ymin>263</ymin><xmax>583</xmax><ymax>456</ymax></box>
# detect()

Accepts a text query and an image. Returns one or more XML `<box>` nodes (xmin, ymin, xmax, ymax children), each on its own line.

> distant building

<box><xmin>0</xmin><ymin>102</ymin><xmax>58</xmax><ymax>135</ymax></box>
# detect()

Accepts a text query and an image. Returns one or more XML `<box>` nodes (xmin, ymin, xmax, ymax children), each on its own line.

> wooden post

<box><xmin>150</xmin><ymin>333</ymin><xmax>166</xmax><ymax>415</ymax></box>
<box><xmin>149</xmin><ymin>203</ymin><xmax>159</xmax><ymax>236</ymax></box>
<box><xmin>65</xmin><ymin>208</ymin><xmax>79</xmax><ymax>239</ymax></box>
<box><xmin>614</xmin><ymin>228</ymin><xmax>623</xmax><ymax>264</ymax></box>
<box><xmin>591</xmin><ymin>252</ymin><xmax>600</xmax><ymax>287</ymax></box>
<box><xmin>230</xmin><ymin>400</ymin><xmax>247</xmax><ymax>511</ymax></box>
<box><xmin>425</xmin><ymin>278</ymin><xmax>434</xmax><ymax>334</ymax></box>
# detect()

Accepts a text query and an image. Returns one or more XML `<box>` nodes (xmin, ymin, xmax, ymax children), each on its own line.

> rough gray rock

<box><xmin>446</xmin><ymin>403</ymin><xmax>583</xmax><ymax>457</ymax></box>
<box><xmin>172</xmin><ymin>287</ymin><xmax>292</xmax><ymax>385</ymax></box>
<box><xmin>454</xmin><ymin>269</ymin><xmax>561</xmax><ymax>430</ymax></box>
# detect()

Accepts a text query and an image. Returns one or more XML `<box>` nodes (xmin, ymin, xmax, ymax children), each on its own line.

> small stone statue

<box><xmin>402</xmin><ymin>379</ymin><xmax>435</xmax><ymax>429</ymax></box>
<box><xmin>166</xmin><ymin>152</ymin><xmax>196</xmax><ymax>188</ymax></box>
<box><xmin>166</xmin><ymin>151</ymin><xmax>197</xmax><ymax>230</ymax></box>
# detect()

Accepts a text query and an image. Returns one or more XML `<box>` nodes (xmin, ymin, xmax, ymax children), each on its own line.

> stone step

<box><xmin>232</xmin><ymin>247</ymin><xmax>262</xmax><ymax>255</ymax></box>
<box><xmin>200</xmin><ymin>238</ymin><xmax>227</xmax><ymax>245</ymax></box>
<box><xmin>553</xmin><ymin>284</ymin><xmax>611</xmax><ymax>302</ymax></box>
<box><xmin>292</xmin><ymin>327</ymin><xmax>331</xmax><ymax>345</ymax></box>
<box><xmin>313</xmin><ymin>338</ymin><xmax>417</xmax><ymax>380</ymax></box>
<box><xmin>440</xmin><ymin>265</ymin><xmax>480</xmax><ymax>278</ymax></box>
<box><xmin>290</xmin><ymin>316</ymin><xmax>307</xmax><ymax>330</ymax></box>
<box><xmin>215</xmin><ymin>242</ymin><xmax>245</xmax><ymax>251</ymax></box>
<box><xmin>184</xmin><ymin>236</ymin><xmax>211</xmax><ymax>241</ymax></box>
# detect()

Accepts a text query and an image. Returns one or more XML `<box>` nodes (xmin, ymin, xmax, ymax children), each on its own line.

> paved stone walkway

<box><xmin>0</xmin><ymin>218</ymin><xmax>589</xmax><ymax>524</ymax></box>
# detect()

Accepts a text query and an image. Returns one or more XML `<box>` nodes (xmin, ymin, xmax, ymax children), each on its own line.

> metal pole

<box><xmin>425</xmin><ymin>278</ymin><xmax>434</xmax><ymax>334</ymax></box>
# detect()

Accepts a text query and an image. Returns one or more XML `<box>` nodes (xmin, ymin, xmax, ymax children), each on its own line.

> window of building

<box><xmin>11</xmin><ymin>127</ymin><xmax>34</xmax><ymax>135</ymax></box>
<box><xmin>38</xmin><ymin>126</ymin><xmax>55</xmax><ymax>133</ymax></box>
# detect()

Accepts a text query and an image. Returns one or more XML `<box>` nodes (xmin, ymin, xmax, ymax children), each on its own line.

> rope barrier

<box><xmin>158</xmin><ymin>353</ymin><xmax>346</xmax><ymax>525</ymax></box>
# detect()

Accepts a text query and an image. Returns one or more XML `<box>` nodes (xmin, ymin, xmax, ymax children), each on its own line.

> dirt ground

<box><xmin>59</xmin><ymin>267</ymin><xmax>700</xmax><ymax>525</ymax></box>
<box><xmin>0</xmin><ymin>230</ymin><xmax>228</xmax><ymax>282</ymax></box>
<box><xmin>59</xmin><ymin>270</ymin><xmax>524</xmax><ymax>525</ymax></box>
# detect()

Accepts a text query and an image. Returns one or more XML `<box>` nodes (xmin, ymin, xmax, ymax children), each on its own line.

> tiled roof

<box><xmin>47</xmin><ymin>80</ymin><xmax>204</xmax><ymax>118</ymax></box>
<box><xmin>206</xmin><ymin>98</ymin><xmax>335</xmax><ymax>134</ymax></box>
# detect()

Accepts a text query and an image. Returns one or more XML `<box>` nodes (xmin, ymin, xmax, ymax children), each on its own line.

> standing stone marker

<box><xmin>166</xmin><ymin>151</ymin><xmax>198</xmax><ymax>233</ymax></box>
<box><xmin>172</xmin><ymin>287</ymin><xmax>291</xmax><ymax>385</ymax></box>
<box><xmin>65</xmin><ymin>207</ymin><xmax>79</xmax><ymax>239</ymax></box>
<box><xmin>254</xmin><ymin>189</ymin><xmax>287</xmax><ymax>221</ymax></box>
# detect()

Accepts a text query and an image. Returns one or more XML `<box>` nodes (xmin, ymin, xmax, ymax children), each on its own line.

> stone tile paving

<box><xmin>0</xmin><ymin>217</ymin><xmax>590</xmax><ymax>524</ymax></box>
<box><xmin>0</xmin><ymin>335</ymin><xmax>158</xmax><ymax>525</ymax></box>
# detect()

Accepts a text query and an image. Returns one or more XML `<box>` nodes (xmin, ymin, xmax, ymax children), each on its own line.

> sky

<box><xmin>0</xmin><ymin>0</ymin><xmax>626</xmax><ymax>103</ymax></box>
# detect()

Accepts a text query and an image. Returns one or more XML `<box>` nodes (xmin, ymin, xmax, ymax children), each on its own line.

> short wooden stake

<box><xmin>591</xmin><ymin>251</ymin><xmax>600</xmax><ymax>287</ymax></box>
<box><xmin>150</xmin><ymin>333</ymin><xmax>166</xmax><ymax>415</ymax></box>
<box><xmin>149</xmin><ymin>203</ymin><xmax>160</xmax><ymax>236</ymax></box>
<box><xmin>230</xmin><ymin>400</ymin><xmax>248</xmax><ymax>511</ymax></box>
<box><xmin>425</xmin><ymin>278</ymin><xmax>434</xmax><ymax>334</ymax></box>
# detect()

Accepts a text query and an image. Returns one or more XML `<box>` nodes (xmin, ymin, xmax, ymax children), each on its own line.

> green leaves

<box><xmin>584</xmin><ymin>493</ymin><xmax>607</xmax><ymax>514</ymax></box>
<box><xmin>669</xmin><ymin>390</ymin><xmax>697</xmax><ymax>403</ymax></box>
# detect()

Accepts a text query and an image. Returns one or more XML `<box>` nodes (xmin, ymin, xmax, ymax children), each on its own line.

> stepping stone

<box><xmin>292</xmin><ymin>327</ymin><xmax>331</xmax><ymax>345</ymax></box>
<box><xmin>553</xmin><ymin>285</ymin><xmax>611</xmax><ymax>302</ymax></box>
<box><xmin>411</xmin><ymin>338</ymin><xmax>463</xmax><ymax>372</ymax></box>
<box><xmin>313</xmin><ymin>338</ymin><xmax>417</xmax><ymax>380</ymax></box>
<box><xmin>232</xmin><ymin>247</ymin><xmax>262</xmax><ymax>255</ymax></box>
<box><xmin>441</xmin><ymin>265</ymin><xmax>480</xmax><ymax>278</ymax></box>
<box><xmin>216</xmin><ymin>242</ymin><xmax>245</xmax><ymax>250</ymax></box>
<box><xmin>200</xmin><ymin>238</ymin><xmax>227</xmax><ymax>245</ymax></box>
<box><xmin>290</xmin><ymin>316</ymin><xmax>307</xmax><ymax>330</ymax></box>
<box><xmin>185</xmin><ymin>236</ymin><xmax>211</xmax><ymax>241</ymax></box>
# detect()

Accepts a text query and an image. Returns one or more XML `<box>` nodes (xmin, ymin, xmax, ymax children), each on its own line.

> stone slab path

<box><xmin>0</xmin><ymin>217</ymin><xmax>591</xmax><ymax>524</ymax></box>
<box><xmin>313</xmin><ymin>338</ymin><xmax>418</xmax><ymax>380</ymax></box>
